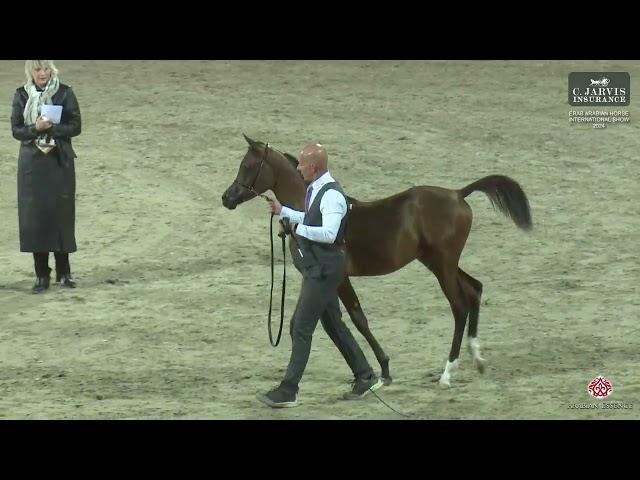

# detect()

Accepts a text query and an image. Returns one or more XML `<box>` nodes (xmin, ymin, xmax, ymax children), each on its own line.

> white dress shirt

<box><xmin>280</xmin><ymin>172</ymin><xmax>347</xmax><ymax>244</ymax></box>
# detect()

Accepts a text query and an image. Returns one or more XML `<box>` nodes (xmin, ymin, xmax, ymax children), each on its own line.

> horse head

<box><xmin>222</xmin><ymin>134</ymin><xmax>278</xmax><ymax>209</ymax></box>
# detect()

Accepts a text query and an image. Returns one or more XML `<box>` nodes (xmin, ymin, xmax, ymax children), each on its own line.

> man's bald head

<box><xmin>300</xmin><ymin>143</ymin><xmax>328</xmax><ymax>170</ymax></box>
<box><xmin>297</xmin><ymin>143</ymin><xmax>329</xmax><ymax>184</ymax></box>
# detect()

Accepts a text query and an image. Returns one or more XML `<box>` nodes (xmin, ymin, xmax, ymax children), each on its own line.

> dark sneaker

<box><xmin>343</xmin><ymin>376</ymin><xmax>383</xmax><ymax>400</ymax></box>
<box><xmin>257</xmin><ymin>386</ymin><xmax>298</xmax><ymax>408</ymax></box>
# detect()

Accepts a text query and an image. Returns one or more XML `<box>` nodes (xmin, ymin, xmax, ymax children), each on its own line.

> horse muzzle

<box><xmin>222</xmin><ymin>188</ymin><xmax>239</xmax><ymax>209</ymax></box>
<box><xmin>222</xmin><ymin>183</ymin><xmax>256</xmax><ymax>210</ymax></box>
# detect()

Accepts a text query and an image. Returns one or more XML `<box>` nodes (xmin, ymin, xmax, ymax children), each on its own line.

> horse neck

<box><xmin>271</xmin><ymin>160</ymin><xmax>306</xmax><ymax>211</ymax></box>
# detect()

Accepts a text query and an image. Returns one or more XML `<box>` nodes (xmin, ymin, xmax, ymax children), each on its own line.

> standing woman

<box><xmin>10</xmin><ymin>60</ymin><xmax>82</xmax><ymax>293</ymax></box>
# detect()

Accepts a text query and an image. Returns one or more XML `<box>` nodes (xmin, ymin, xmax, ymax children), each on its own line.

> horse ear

<box><xmin>243</xmin><ymin>133</ymin><xmax>256</xmax><ymax>147</ymax></box>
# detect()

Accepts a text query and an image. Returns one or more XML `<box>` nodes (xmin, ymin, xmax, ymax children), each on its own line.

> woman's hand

<box><xmin>35</xmin><ymin>116</ymin><xmax>53</xmax><ymax>132</ymax></box>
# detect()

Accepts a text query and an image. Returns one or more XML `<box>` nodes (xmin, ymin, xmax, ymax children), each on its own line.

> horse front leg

<box><xmin>338</xmin><ymin>276</ymin><xmax>392</xmax><ymax>385</ymax></box>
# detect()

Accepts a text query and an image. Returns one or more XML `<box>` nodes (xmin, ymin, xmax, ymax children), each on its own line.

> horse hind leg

<box><xmin>458</xmin><ymin>268</ymin><xmax>486</xmax><ymax>374</ymax></box>
<box><xmin>338</xmin><ymin>277</ymin><xmax>392</xmax><ymax>385</ymax></box>
<box><xmin>427</xmin><ymin>260</ymin><xmax>470</xmax><ymax>388</ymax></box>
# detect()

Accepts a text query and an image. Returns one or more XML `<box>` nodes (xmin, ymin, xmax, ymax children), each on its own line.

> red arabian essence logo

<box><xmin>587</xmin><ymin>376</ymin><xmax>613</xmax><ymax>399</ymax></box>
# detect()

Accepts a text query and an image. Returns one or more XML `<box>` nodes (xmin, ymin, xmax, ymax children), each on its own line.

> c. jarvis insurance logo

<box><xmin>587</xmin><ymin>376</ymin><xmax>613</xmax><ymax>399</ymax></box>
<box><xmin>569</xmin><ymin>72</ymin><xmax>630</xmax><ymax>106</ymax></box>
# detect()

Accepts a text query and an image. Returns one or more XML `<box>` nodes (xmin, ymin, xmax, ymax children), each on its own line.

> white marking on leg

<box><xmin>438</xmin><ymin>359</ymin><xmax>459</xmax><ymax>388</ymax></box>
<box><xmin>469</xmin><ymin>336</ymin><xmax>486</xmax><ymax>373</ymax></box>
<box><xmin>469</xmin><ymin>336</ymin><xmax>481</xmax><ymax>358</ymax></box>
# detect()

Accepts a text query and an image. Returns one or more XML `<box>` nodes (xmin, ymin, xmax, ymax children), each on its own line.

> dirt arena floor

<box><xmin>0</xmin><ymin>60</ymin><xmax>637</xmax><ymax>419</ymax></box>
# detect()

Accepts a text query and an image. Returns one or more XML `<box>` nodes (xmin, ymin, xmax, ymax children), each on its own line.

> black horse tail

<box><xmin>460</xmin><ymin>175</ymin><xmax>532</xmax><ymax>231</ymax></box>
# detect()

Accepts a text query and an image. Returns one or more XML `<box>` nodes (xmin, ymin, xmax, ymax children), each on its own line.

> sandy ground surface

<box><xmin>0</xmin><ymin>60</ymin><xmax>638</xmax><ymax>419</ymax></box>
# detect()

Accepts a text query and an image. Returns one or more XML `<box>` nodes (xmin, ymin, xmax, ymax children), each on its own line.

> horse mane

<box><xmin>282</xmin><ymin>152</ymin><xmax>299</xmax><ymax>169</ymax></box>
<box><xmin>250</xmin><ymin>140</ymin><xmax>298</xmax><ymax>171</ymax></box>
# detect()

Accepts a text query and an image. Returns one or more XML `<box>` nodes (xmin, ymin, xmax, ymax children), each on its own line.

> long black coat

<box><xmin>11</xmin><ymin>83</ymin><xmax>82</xmax><ymax>253</ymax></box>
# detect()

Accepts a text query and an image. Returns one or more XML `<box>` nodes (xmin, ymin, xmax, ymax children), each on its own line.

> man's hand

<box><xmin>279</xmin><ymin>218</ymin><xmax>298</xmax><ymax>237</ymax></box>
<box><xmin>36</xmin><ymin>116</ymin><xmax>53</xmax><ymax>132</ymax></box>
<box><xmin>267</xmin><ymin>197</ymin><xmax>282</xmax><ymax>215</ymax></box>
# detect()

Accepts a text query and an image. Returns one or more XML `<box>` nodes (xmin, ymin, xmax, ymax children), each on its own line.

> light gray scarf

<box><xmin>23</xmin><ymin>76</ymin><xmax>60</xmax><ymax>154</ymax></box>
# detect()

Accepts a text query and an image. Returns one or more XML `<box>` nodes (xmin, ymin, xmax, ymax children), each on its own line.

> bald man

<box><xmin>259</xmin><ymin>143</ymin><xmax>382</xmax><ymax>408</ymax></box>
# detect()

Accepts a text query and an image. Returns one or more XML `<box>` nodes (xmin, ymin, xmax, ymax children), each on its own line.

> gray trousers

<box><xmin>282</xmin><ymin>251</ymin><xmax>374</xmax><ymax>392</ymax></box>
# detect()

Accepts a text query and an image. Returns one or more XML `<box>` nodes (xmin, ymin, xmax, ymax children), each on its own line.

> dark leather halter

<box><xmin>234</xmin><ymin>143</ymin><xmax>270</xmax><ymax>199</ymax></box>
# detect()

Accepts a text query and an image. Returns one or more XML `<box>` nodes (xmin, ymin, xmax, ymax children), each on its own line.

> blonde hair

<box><xmin>24</xmin><ymin>60</ymin><xmax>59</xmax><ymax>85</ymax></box>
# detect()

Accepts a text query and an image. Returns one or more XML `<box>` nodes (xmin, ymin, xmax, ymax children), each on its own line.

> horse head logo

<box><xmin>590</xmin><ymin>76</ymin><xmax>610</xmax><ymax>86</ymax></box>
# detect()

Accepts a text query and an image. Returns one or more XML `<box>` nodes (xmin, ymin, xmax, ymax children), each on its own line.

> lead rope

<box><xmin>369</xmin><ymin>387</ymin><xmax>413</xmax><ymax>419</ymax></box>
<box><xmin>267</xmin><ymin>212</ymin><xmax>285</xmax><ymax>347</ymax></box>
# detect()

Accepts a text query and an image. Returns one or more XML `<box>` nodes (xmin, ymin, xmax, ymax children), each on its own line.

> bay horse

<box><xmin>222</xmin><ymin>134</ymin><xmax>532</xmax><ymax>388</ymax></box>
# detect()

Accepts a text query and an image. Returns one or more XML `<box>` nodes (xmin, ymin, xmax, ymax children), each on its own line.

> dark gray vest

<box><xmin>302</xmin><ymin>181</ymin><xmax>348</xmax><ymax>245</ymax></box>
<box><xmin>297</xmin><ymin>182</ymin><xmax>348</xmax><ymax>267</ymax></box>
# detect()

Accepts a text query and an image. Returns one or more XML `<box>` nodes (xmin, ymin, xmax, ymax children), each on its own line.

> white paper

<box><xmin>41</xmin><ymin>104</ymin><xmax>63</xmax><ymax>124</ymax></box>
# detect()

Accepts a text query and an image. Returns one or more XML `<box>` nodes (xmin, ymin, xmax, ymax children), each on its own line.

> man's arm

<box><xmin>268</xmin><ymin>197</ymin><xmax>305</xmax><ymax>224</ymax></box>
<box><xmin>280</xmin><ymin>206</ymin><xmax>305</xmax><ymax>224</ymax></box>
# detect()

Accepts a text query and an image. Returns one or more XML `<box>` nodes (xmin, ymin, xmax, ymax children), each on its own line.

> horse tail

<box><xmin>459</xmin><ymin>175</ymin><xmax>532</xmax><ymax>231</ymax></box>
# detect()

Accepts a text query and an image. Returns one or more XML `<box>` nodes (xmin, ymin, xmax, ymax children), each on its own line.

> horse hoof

<box><xmin>381</xmin><ymin>376</ymin><xmax>393</xmax><ymax>386</ymax></box>
<box><xmin>438</xmin><ymin>377</ymin><xmax>451</xmax><ymax>388</ymax></box>
<box><xmin>473</xmin><ymin>357</ymin><xmax>486</xmax><ymax>374</ymax></box>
